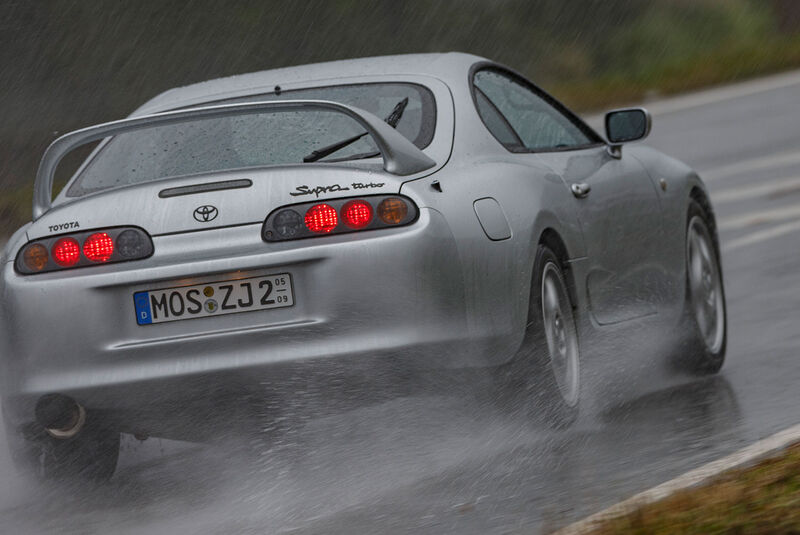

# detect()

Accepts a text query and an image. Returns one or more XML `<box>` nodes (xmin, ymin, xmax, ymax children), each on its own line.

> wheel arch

<box><xmin>537</xmin><ymin>227</ymin><xmax>579</xmax><ymax>309</ymax></box>
<box><xmin>689</xmin><ymin>185</ymin><xmax>721</xmax><ymax>253</ymax></box>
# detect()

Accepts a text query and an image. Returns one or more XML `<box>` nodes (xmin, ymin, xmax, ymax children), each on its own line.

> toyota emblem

<box><xmin>193</xmin><ymin>205</ymin><xmax>218</xmax><ymax>223</ymax></box>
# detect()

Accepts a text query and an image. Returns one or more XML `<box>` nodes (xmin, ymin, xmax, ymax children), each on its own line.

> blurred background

<box><xmin>4</xmin><ymin>2</ymin><xmax>800</xmax><ymax>533</ymax></box>
<box><xmin>3</xmin><ymin>0</ymin><xmax>800</xmax><ymax>236</ymax></box>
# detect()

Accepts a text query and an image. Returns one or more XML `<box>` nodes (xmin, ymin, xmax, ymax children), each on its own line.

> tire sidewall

<box><xmin>513</xmin><ymin>245</ymin><xmax>580</xmax><ymax>427</ymax></box>
<box><xmin>681</xmin><ymin>200</ymin><xmax>727</xmax><ymax>374</ymax></box>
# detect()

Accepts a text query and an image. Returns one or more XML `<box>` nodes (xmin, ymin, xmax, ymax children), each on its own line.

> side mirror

<box><xmin>605</xmin><ymin>108</ymin><xmax>652</xmax><ymax>145</ymax></box>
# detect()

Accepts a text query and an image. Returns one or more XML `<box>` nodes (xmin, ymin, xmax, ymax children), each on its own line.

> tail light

<box><xmin>342</xmin><ymin>200</ymin><xmax>373</xmax><ymax>229</ymax></box>
<box><xmin>52</xmin><ymin>238</ymin><xmax>81</xmax><ymax>267</ymax></box>
<box><xmin>15</xmin><ymin>227</ymin><xmax>153</xmax><ymax>275</ymax></box>
<box><xmin>82</xmin><ymin>232</ymin><xmax>114</xmax><ymax>262</ymax></box>
<box><xmin>304</xmin><ymin>203</ymin><xmax>339</xmax><ymax>234</ymax></box>
<box><xmin>262</xmin><ymin>194</ymin><xmax>418</xmax><ymax>242</ymax></box>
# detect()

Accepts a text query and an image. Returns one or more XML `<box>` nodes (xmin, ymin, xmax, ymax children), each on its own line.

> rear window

<box><xmin>66</xmin><ymin>82</ymin><xmax>435</xmax><ymax>197</ymax></box>
<box><xmin>211</xmin><ymin>82</ymin><xmax>436</xmax><ymax>150</ymax></box>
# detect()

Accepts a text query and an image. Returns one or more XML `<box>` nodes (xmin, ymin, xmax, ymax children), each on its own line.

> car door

<box><xmin>473</xmin><ymin>68</ymin><xmax>666</xmax><ymax>325</ymax></box>
<box><xmin>541</xmin><ymin>147</ymin><xmax>666</xmax><ymax>324</ymax></box>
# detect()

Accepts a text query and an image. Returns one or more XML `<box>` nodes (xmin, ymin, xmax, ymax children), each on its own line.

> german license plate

<box><xmin>133</xmin><ymin>273</ymin><xmax>293</xmax><ymax>325</ymax></box>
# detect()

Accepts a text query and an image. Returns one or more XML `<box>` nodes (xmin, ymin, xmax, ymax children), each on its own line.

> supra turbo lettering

<box><xmin>290</xmin><ymin>184</ymin><xmax>351</xmax><ymax>197</ymax></box>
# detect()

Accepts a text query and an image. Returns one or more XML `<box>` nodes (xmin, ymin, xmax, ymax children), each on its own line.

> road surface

<box><xmin>2</xmin><ymin>70</ymin><xmax>800</xmax><ymax>534</ymax></box>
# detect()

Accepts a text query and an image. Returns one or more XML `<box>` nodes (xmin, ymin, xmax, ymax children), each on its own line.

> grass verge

<box><xmin>0</xmin><ymin>186</ymin><xmax>31</xmax><ymax>241</ymax></box>
<box><xmin>588</xmin><ymin>442</ymin><xmax>800</xmax><ymax>534</ymax></box>
<box><xmin>553</xmin><ymin>36</ymin><xmax>800</xmax><ymax>112</ymax></box>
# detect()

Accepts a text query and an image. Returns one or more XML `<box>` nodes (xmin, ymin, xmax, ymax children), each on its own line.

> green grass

<box><xmin>553</xmin><ymin>36</ymin><xmax>800</xmax><ymax>112</ymax></box>
<box><xmin>0</xmin><ymin>186</ymin><xmax>32</xmax><ymax>240</ymax></box>
<box><xmin>589</xmin><ymin>442</ymin><xmax>800</xmax><ymax>534</ymax></box>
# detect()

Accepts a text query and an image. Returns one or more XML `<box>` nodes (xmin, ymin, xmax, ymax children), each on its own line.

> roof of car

<box><xmin>133</xmin><ymin>52</ymin><xmax>488</xmax><ymax>116</ymax></box>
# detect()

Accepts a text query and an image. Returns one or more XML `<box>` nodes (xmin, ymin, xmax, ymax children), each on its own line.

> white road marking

<box><xmin>703</xmin><ymin>150</ymin><xmax>800</xmax><ymax>182</ymax></box>
<box><xmin>554</xmin><ymin>423</ymin><xmax>800</xmax><ymax>535</ymax></box>
<box><xmin>584</xmin><ymin>68</ymin><xmax>800</xmax><ymax>124</ymax></box>
<box><xmin>712</xmin><ymin>175</ymin><xmax>800</xmax><ymax>204</ymax></box>
<box><xmin>724</xmin><ymin>218</ymin><xmax>800</xmax><ymax>252</ymax></box>
<box><xmin>642</xmin><ymin>69</ymin><xmax>800</xmax><ymax>116</ymax></box>
<box><xmin>718</xmin><ymin>201</ymin><xmax>800</xmax><ymax>231</ymax></box>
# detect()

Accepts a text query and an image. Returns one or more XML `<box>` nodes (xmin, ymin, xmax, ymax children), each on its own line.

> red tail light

<box><xmin>263</xmin><ymin>194</ymin><xmax>418</xmax><ymax>242</ymax></box>
<box><xmin>305</xmin><ymin>204</ymin><xmax>339</xmax><ymax>234</ymax></box>
<box><xmin>83</xmin><ymin>232</ymin><xmax>114</xmax><ymax>262</ymax></box>
<box><xmin>342</xmin><ymin>200</ymin><xmax>373</xmax><ymax>229</ymax></box>
<box><xmin>15</xmin><ymin>227</ymin><xmax>153</xmax><ymax>275</ymax></box>
<box><xmin>52</xmin><ymin>238</ymin><xmax>81</xmax><ymax>267</ymax></box>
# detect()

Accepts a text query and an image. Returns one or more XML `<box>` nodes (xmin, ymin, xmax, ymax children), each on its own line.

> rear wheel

<box><xmin>508</xmin><ymin>245</ymin><xmax>580</xmax><ymax>428</ymax></box>
<box><xmin>677</xmin><ymin>201</ymin><xmax>727</xmax><ymax>374</ymax></box>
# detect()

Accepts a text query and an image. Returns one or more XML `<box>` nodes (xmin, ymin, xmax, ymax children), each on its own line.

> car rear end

<box><xmin>0</xmin><ymin>81</ymin><xmax>467</xmax><ymax>441</ymax></box>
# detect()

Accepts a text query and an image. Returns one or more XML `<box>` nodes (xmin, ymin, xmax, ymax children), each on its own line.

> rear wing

<box><xmin>33</xmin><ymin>99</ymin><xmax>436</xmax><ymax>220</ymax></box>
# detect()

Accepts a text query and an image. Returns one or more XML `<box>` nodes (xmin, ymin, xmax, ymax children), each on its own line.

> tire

<box><xmin>4</xmin><ymin>414</ymin><xmax>120</xmax><ymax>484</ymax></box>
<box><xmin>507</xmin><ymin>245</ymin><xmax>581</xmax><ymax>428</ymax></box>
<box><xmin>677</xmin><ymin>200</ymin><xmax>727</xmax><ymax>374</ymax></box>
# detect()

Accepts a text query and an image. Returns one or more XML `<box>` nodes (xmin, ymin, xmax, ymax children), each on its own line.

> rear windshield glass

<box><xmin>66</xmin><ymin>82</ymin><xmax>435</xmax><ymax>197</ymax></box>
<box><xmin>210</xmin><ymin>82</ymin><xmax>436</xmax><ymax>149</ymax></box>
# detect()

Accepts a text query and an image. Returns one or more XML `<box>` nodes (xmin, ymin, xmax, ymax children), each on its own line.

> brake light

<box><xmin>342</xmin><ymin>200</ymin><xmax>373</xmax><ymax>229</ymax></box>
<box><xmin>263</xmin><ymin>194</ymin><xmax>418</xmax><ymax>242</ymax></box>
<box><xmin>305</xmin><ymin>204</ymin><xmax>338</xmax><ymax>234</ymax></box>
<box><xmin>15</xmin><ymin>227</ymin><xmax>153</xmax><ymax>275</ymax></box>
<box><xmin>83</xmin><ymin>232</ymin><xmax>114</xmax><ymax>262</ymax></box>
<box><xmin>52</xmin><ymin>238</ymin><xmax>81</xmax><ymax>267</ymax></box>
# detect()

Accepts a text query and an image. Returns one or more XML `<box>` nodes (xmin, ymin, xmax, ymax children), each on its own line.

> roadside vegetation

<box><xmin>588</xmin><ymin>443</ymin><xmax>800</xmax><ymax>534</ymax></box>
<box><xmin>3</xmin><ymin>0</ymin><xmax>800</xmax><ymax>238</ymax></box>
<box><xmin>553</xmin><ymin>35</ymin><xmax>800</xmax><ymax>113</ymax></box>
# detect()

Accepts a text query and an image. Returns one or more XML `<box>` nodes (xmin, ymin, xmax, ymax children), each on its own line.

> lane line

<box><xmin>584</xmin><ymin>68</ymin><xmax>800</xmax><ymax>124</ymax></box>
<box><xmin>724</xmin><ymin>218</ymin><xmax>800</xmax><ymax>252</ymax></box>
<box><xmin>718</xmin><ymin>201</ymin><xmax>800</xmax><ymax>231</ymax></box>
<box><xmin>642</xmin><ymin>69</ymin><xmax>800</xmax><ymax>116</ymax></box>
<box><xmin>712</xmin><ymin>175</ymin><xmax>800</xmax><ymax>204</ymax></box>
<box><xmin>554</xmin><ymin>423</ymin><xmax>800</xmax><ymax>535</ymax></box>
<box><xmin>703</xmin><ymin>150</ymin><xmax>800</xmax><ymax>182</ymax></box>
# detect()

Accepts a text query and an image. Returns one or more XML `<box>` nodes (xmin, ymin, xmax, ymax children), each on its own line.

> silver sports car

<box><xmin>0</xmin><ymin>53</ymin><xmax>726</xmax><ymax>482</ymax></box>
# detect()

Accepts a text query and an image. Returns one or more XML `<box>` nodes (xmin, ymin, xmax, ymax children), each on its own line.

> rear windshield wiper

<box><xmin>302</xmin><ymin>97</ymin><xmax>408</xmax><ymax>163</ymax></box>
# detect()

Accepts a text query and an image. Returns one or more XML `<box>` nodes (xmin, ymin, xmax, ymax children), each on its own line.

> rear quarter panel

<box><xmin>628</xmin><ymin>144</ymin><xmax>708</xmax><ymax>323</ymax></box>
<box><xmin>401</xmin><ymin>157</ymin><xmax>587</xmax><ymax>366</ymax></box>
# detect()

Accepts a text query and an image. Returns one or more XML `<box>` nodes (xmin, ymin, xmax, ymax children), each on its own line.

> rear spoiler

<box><xmin>33</xmin><ymin>99</ymin><xmax>436</xmax><ymax>220</ymax></box>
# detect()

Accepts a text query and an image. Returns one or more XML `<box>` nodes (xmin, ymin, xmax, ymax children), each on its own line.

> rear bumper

<box><xmin>1</xmin><ymin>209</ymin><xmax>486</xmax><ymax>432</ymax></box>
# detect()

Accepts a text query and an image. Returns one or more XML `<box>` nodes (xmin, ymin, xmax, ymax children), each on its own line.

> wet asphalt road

<box><xmin>2</xmin><ymin>71</ymin><xmax>800</xmax><ymax>534</ymax></box>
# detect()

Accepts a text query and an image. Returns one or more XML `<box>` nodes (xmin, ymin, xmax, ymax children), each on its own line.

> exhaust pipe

<box><xmin>35</xmin><ymin>394</ymin><xmax>86</xmax><ymax>439</ymax></box>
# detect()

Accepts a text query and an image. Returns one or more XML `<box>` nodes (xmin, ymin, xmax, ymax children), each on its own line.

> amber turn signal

<box><xmin>378</xmin><ymin>197</ymin><xmax>409</xmax><ymax>225</ymax></box>
<box><xmin>22</xmin><ymin>243</ymin><xmax>49</xmax><ymax>272</ymax></box>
